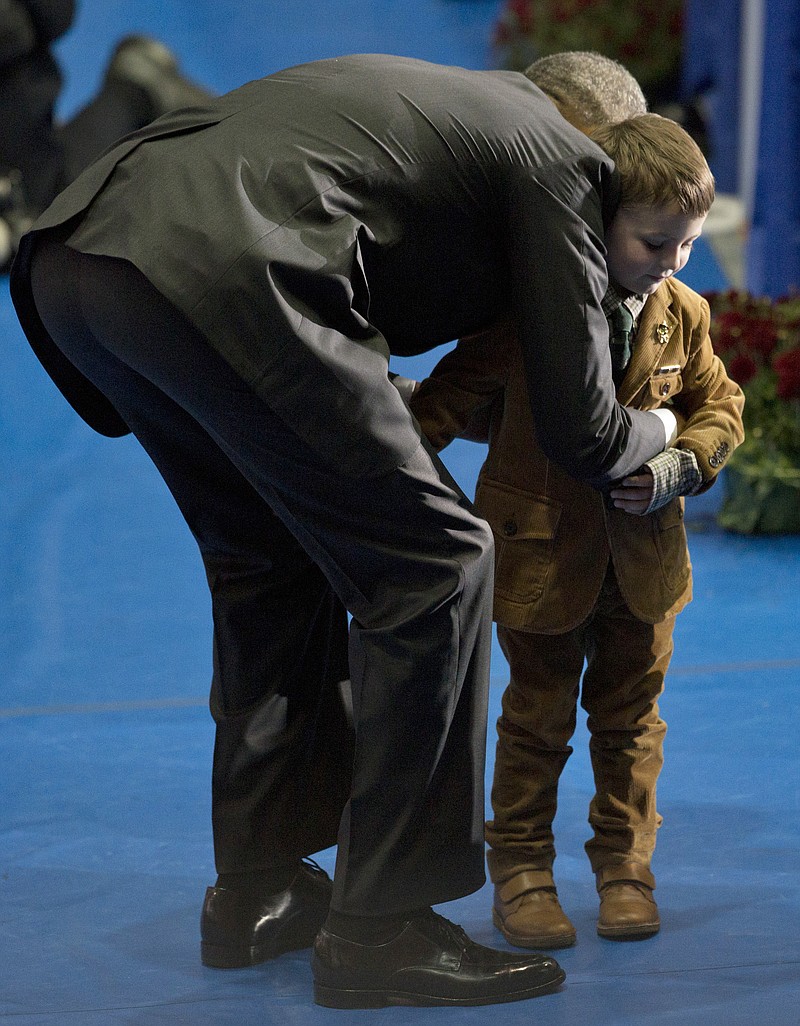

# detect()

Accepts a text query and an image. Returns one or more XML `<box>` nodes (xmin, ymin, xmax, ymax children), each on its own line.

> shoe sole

<box><xmin>313</xmin><ymin>970</ymin><xmax>566</xmax><ymax>1008</ymax></box>
<box><xmin>201</xmin><ymin>941</ymin><xmax>273</xmax><ymax>969</ymax></box>
<box><xmin>201</xmin><ymin>913</ymin><xmax>323</xmax><ymax>968</ymax></box>
<box><xmin>492</xmin><ymin>909</ymin><xmax>577</xmax><ymax>950</ymax></box>
<box><xmin>597</xmin><ymin>922</ymin><xmax>660</xmax><ymax>941</ymax></box>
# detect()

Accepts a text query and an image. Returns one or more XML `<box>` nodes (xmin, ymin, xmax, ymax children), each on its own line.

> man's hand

<box><xmin>608</xmin><ymin>469</ymin><xmax>655</xmax><ymax>515</ymax></box>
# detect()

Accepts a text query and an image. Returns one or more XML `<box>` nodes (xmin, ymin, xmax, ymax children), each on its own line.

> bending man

<box><xmin>11</xmin><ymin>51</ymin><xmax>668</xmax><ymax>1009</ymax></box>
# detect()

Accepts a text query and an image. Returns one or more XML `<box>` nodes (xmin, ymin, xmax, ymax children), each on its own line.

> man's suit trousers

<box><xmin>29</xmin><ymin>234</ymin><xmax>495</xmax><ymax>916</ymax></box>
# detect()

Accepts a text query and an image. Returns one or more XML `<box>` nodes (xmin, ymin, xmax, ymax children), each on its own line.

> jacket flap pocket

<box><xmin>655</xmin><ymin>497</ymin><xmax>685</xmax><ymax>530</ymax></box>
<box><xmin>476</xmin><ymin>478</ymin><xmax>561</xmax><ymax>540</ymax></box>
<box><xmin>648</xmin><ymin>372</ymin><xmax>682</xmax><ymax>401</ymax></box>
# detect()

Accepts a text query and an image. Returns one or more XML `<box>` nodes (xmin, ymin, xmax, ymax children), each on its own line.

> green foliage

<box><xmin>706</xmin><ymin>289</ymin><xmax>800</xmax><ymax>534</ymax></box>
<box><xmin>492</xmin><ymin>0</ymin><xmax>683</xmax><ymax>92</ymax></box>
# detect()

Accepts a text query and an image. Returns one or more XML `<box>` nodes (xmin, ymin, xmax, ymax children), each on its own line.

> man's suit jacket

<box><xmin>10</xmin><ymin>53</ymin><xmax>666</xmax><ymax>483</ymax></box>
<box><xmin>410</xmin><ymin>277</ymin><xmax>745</xmax><ymax>630</ymax></box>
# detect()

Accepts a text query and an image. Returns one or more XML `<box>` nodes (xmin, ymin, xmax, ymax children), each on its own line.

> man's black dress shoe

<box><xmin>312</xmin><ymin>908</ymin><xmax>566</xmax><ymax>1008</ymax></box>
<box><xmin>200</xmin><ymin>861</ymin><xmax>332</xmax><ymax>968</ymax></box>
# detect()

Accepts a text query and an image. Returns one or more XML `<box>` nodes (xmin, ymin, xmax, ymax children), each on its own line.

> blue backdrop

<box><xmin>746</xmin><ymin>0</ymin><xmax>800</xmax><ymax>296</ymax></box>
<box><xmin>685</xmin><ymin>0</ymin><xmax>800</xmax><ymax>298</ymax></box>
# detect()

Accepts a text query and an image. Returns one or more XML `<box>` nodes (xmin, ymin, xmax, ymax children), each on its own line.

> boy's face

<box><xmin>605</xmin><ymin>203</ymin><xmax>707</xmax><ymax>297</ymax></box>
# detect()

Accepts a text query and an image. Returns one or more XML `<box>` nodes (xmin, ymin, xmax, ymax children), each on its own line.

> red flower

<box><xmin>507</xmin><ymin>0</ymin><xmax>534</xmax><ymax>32</ymax></box>
<box><xmin>712</xmin><ymin>310</ymin><xmax>746</xmax><ymax>353</ymax></box>
<box><xmin>745</xmin><ymin>317</ymin><xmax>780</xmax><ymax>357</ymax></box>
<box><xmin>728</xmin><ymin>352</ymin><xmax>758</xmax><ymax>385</ymax></box>
<box><xmin>668</xmin><ymin>9</ymin><xmax>684</xmax><ymax>35</ymax></box>
<box><xmin>705</xmin><ymin>289</ymin><xmax>800</xmax><ymax>478</ymax></box>
<box><xmin>774</xmin><ymin>349</ymin><xmax>800</xmax><ymax>400</ymax></box>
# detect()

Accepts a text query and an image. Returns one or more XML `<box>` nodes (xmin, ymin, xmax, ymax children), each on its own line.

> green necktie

<box><xmin>609</xmin><ymin>303</ymin><xmax>634</xmax><ymax>386</ymax></box>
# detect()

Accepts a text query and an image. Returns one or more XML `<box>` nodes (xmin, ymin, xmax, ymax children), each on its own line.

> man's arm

<box><xmin>505</xmin><ymin>165</ymin><xmax>666</xmax><ymax>488</ymax></box>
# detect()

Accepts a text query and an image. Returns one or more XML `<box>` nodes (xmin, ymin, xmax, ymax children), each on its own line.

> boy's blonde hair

<box><xmin>589</xmin><ymin>113</ymin><xmax>715</xmax><ymax>218</ymax></box>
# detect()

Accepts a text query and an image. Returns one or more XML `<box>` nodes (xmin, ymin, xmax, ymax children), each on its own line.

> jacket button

<box><xmin>502</xmin><ymin>520</ymin><xmax>518</xmax><ymax>537</ymax></box>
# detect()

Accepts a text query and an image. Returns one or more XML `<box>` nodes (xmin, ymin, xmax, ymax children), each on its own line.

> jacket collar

<box><xmin>617</xmin><ymin>282</ymin><xmax>679</xmax><ymax>404</ymax></box>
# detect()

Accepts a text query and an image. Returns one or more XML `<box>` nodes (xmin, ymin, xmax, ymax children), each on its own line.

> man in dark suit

<box><xmin>10</xmin><ymin>51</ymin><xmax>674</xmax><ymax>1008</ymax></box>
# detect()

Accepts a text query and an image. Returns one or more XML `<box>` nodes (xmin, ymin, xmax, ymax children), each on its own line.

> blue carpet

<box><xmin>2</xmin><ymin>2</ymin><xmax>799</xmax><ymax>1023</ymax></box>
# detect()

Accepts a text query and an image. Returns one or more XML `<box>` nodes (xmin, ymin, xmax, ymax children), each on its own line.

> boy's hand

<box><xmin>608</xmin><ymin>469</ymin><xmax>655</xmax><ymax>515</ymax></box>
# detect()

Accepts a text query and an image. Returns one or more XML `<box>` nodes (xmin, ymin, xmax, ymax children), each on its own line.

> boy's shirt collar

<box><xmin>603</xmin><ymin>281</ymin><xmax>646</xmax><ymax>324</ymax></box>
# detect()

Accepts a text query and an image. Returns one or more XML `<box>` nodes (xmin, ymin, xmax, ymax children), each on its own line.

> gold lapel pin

<box><xmin>656</xmin><ymin>322</ymin><xmax>670</xmax><ymax>343</ymax></box>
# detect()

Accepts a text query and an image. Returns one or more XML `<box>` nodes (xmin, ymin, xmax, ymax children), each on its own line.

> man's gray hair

<box><xmin>525</xmin><ymin>51</ymin><xmax>647</xmax><ymax>129</ymax></box>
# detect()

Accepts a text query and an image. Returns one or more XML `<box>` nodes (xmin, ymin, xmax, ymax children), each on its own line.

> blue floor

<box><xmin>2</xmin><ymin>2</ymin><xmax>799</xmax><ymax>1023</ymax></box>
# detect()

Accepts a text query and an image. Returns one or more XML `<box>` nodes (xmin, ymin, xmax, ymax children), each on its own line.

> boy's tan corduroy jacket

<box><xmin>410</xmin><ymin>277</ymin><xmax>745</xmax><ymax>632</ymax></box>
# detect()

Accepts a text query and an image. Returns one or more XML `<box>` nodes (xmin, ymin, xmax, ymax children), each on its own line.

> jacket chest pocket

<box><xmin>648</xmin><ymin>370</ymin><xmax>683</xmax><ymax>401</ymax></box>
<box><xmin>475</xmin><ymin>478</ymin><xmax>561</xmax><ymax>603</ymax></box>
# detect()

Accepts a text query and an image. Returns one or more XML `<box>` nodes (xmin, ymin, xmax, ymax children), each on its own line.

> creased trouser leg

<box><xmin>30</xmin><ymin>238</ymin><xmax>494</xmax><ymax>915</ymax></box>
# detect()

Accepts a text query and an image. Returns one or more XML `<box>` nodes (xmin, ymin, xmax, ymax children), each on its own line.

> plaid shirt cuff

<box><xmin>644</xmin><ymin>448</ymin><xmax>703</xmax><ymax>513</ymax></box>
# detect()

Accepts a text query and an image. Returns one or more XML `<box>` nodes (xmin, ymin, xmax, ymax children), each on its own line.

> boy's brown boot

<box><xmin>492</xmin><ymin>869</ymin><xmax>577</xmax><ymax>949</ymax></box>
<box><xmin>596</xmin><ymin>864</ymin><xmax>659</xmax><ymax>940</ymax></box>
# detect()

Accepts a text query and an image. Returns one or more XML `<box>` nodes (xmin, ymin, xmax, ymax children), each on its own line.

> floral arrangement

<box><xmin>491</xmin><ymin>0</ymin><xmax>683</xmax><ymax>102</ymax></box>
<box><xmin>706</xmin><ymin>289</ymin><xmax>800</xmax><ymax>534</ymax></box>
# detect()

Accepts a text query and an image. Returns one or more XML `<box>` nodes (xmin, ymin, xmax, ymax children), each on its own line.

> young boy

<box><xmin>409</xmin><ymin>114</ymin><xmax>745</xmax><ymax>948</ymax></box>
